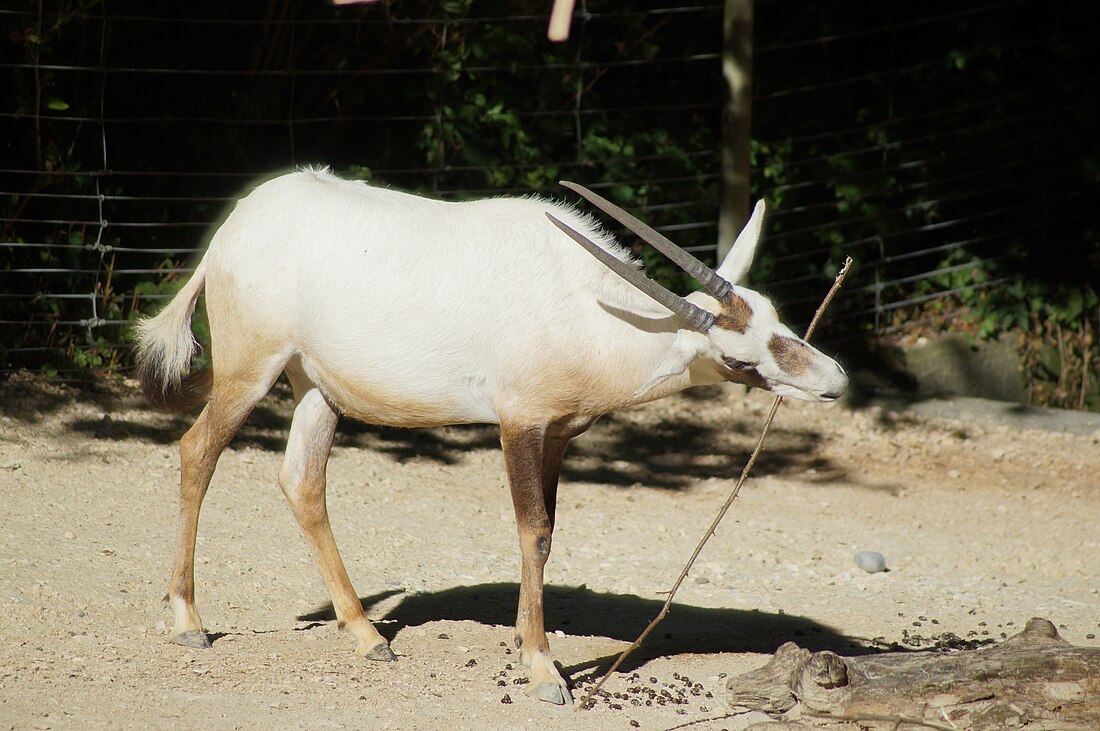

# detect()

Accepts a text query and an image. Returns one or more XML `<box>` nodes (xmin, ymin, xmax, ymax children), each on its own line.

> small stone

<box><xmin>855</xmin><ymin>550</ymin><xmax>887</xmax><ymax>573</ymax></box>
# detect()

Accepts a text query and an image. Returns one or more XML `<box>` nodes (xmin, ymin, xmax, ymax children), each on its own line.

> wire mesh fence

<box><xmin>2</xmin><ymin>0</ymin><xmax>1097</xmax><ymax>380</ymax></box>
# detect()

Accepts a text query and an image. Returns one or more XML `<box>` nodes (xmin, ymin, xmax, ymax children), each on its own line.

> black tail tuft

<box><xmin>139</xmin><ymin>363</ymin><xmax>213</xmax><ymax>413</ymax></box>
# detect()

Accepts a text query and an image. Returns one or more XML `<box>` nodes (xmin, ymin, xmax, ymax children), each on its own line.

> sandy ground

<box><xmin>1</xmin><ymin>376</ymin><xmax>1098</xmax><ymax>730</ymax></box>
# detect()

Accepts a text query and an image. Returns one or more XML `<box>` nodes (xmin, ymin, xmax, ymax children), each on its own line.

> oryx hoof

<box><xmin>170</xmin><ymin>630</ymin><xmax>211</xmax><ymax>649</ymax></box>
<box><xmin>527</xmin><ymin>679</ymin><xmax>573</xmax><ymax>705</ymax></box>
<box><xmin>363</xmin><ymin>642</ymin><xmax>397</xmax><ymax>662</ymax></box>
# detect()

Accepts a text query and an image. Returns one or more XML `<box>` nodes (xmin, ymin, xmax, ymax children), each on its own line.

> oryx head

<box><xmin>548</xmin><ymin>182</ymin><xmax>848</xmax><ymax>402</ymax></box>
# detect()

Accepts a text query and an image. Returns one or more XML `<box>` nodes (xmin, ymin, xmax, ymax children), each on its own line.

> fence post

<box><xmin>718</xmin><ymin>0</ymin><xmax>753</xmax><ymax>262</ymax></box>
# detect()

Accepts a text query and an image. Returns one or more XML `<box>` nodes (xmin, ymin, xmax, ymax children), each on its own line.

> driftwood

<box><xmin>726</xmin><ymin>618</ymin><xmax>1100</xmax><ymax>730</ymax></box>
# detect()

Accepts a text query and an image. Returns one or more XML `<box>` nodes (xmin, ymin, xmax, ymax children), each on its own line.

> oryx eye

<box><xmin>724</xmin><ymin>357</ymin><xmax>757</xmax><ymax>372</ymax></box>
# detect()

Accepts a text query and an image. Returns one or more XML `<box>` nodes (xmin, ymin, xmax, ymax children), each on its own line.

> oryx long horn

<box><xmin>559</xmin><ymin>181</ymin><xmax>734</xmax><ymax>301</ymax></box>
<box><xmin>546</xmin><ymin>213</ymin><xmax>716</xmax><ymax>332</ymax></box>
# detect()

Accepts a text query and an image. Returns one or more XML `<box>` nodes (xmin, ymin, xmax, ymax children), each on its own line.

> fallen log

<box><xmin>726</xmin><ymin>617</ymin><xmax>1100</xmax><ymax>730</ymax></box>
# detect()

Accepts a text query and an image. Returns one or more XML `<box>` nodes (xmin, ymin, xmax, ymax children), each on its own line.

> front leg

<box><xmin>514</xmin><ymin>432</ymin><xmax>569</xmax><ymax>646</ymax></box>
<box><xmin>501</xmin><ymin>424</ymin><xmax>572</xmax><ymax>705</ymax></box>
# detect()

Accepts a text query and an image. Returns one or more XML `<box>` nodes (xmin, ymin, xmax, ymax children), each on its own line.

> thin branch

<box><xmin>576</xmin><ymin>256</ymin><xmax>853</xmax><ymax>710</ymax></box>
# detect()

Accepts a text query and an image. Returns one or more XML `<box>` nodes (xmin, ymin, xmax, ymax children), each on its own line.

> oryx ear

<box><xmin>716</xmin><ymin>199</ymin><xmax>766</xmax><ymax>285</ymax></box>
<box><xmin>632</xmin><ymin>330</ymin><xmax>708</xmax><ymax>400</ymax></box>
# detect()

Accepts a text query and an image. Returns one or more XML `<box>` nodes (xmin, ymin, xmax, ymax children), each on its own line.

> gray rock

<box><xmin>855</xmin><ymin>550</ymin><xmax>887</xmax><ymax>573</ymax></box>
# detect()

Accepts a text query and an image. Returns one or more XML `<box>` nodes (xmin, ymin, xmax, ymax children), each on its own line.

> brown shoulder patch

<box><xmin>713</xmin><ymin>293</ymin><xmax>753</xmax><ymax>333</ymax></box>
<box><xmin>769</xmin><ymin>334</ymin><xmax>814</xmax><ymax>376</ymax></box>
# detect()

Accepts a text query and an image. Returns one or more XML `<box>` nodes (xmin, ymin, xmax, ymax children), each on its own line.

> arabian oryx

<box><xmin>136</xmin><ymin>167</ymin><xmax>848</xmax><ymax>705</ymax></box>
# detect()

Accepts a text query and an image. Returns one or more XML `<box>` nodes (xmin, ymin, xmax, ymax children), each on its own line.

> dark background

<box><xmin>2</xmin><ymin>0</ymin><xmax>1097</xmax><ymax>407</ymax></box>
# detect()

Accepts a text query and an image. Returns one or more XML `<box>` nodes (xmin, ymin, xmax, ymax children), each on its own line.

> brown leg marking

<box><xmin>515</xmin><ymin>433</ymin><xmax>569</xmax><ymax>645</ymax></box>
<box><xmin>279</xmin><ymin>387</ymin><xmax>394</xmax><ymax>660</ymax></box>
<box><xmin>502</xmin><ymin>424</ymin><xmax>572</xmax><ymax>705</ymax></box>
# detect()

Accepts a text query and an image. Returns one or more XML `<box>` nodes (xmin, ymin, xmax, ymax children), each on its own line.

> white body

<box><xmin>208</xmin><ymin>170</ymin><xmax>684</xmax><ymax>425</ymax></box>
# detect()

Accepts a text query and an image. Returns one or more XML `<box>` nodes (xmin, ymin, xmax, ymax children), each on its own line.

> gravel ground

<box><xmin>1</xmin><ymin>376</ymin><xmax>1098</xmax><ymax>730</ymax></box>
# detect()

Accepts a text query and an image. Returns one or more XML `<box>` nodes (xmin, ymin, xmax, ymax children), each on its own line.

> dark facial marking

<box><xmin>713</xmin><ymin>293</ymin><xmax>753</xmax><ymax>333</ymax></box>
<box><xmin>769</xmin><ymin>334</ymin><xmax>815</xmax><ymax>376</ymax></box>
<box><xmin>721</xmin><ymin>357</ymin><xmax>767</xmax><ymax>389</ymax></box>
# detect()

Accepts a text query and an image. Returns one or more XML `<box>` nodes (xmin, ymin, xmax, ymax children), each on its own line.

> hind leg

<box><xmin>167</xmin><ymin>363</ymin><xmax>284</xmax><ymax>648</ymax></box>
<box><xmin>279</xmin><ymin>379</ymin><xmax>394</xmax><ymax>660</ymax></box>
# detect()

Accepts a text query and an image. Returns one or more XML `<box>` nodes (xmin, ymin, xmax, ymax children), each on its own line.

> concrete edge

<box><xmin>901</xmin><ymin>396</ymin><xmax>1100</xmax><ymax>436</ymax></box>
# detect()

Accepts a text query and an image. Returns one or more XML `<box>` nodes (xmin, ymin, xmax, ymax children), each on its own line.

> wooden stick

<box><xmin>577</xmin><ymin>256</ymin><xmax>853</xmax><ymax>710</ymax></box>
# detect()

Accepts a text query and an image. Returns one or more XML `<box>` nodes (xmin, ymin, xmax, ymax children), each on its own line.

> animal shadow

<box><xmin>297</xmin><ymin>582</ymin><xmax>877</xmax><ymax>675</ymax></box>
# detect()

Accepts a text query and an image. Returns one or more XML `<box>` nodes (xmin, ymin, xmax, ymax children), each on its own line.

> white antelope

<box><xmin>136</xmin><ymin>167</ymin><xmax>847</xmax><ymax>705</ymax></box>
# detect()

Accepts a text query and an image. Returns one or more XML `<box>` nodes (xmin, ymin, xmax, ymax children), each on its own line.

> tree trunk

<box><xmin>727</xmin><ymin>618</ymin><xmax>1100</xmax><ymax>730</ymax></box>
